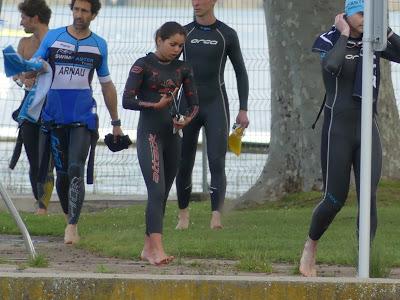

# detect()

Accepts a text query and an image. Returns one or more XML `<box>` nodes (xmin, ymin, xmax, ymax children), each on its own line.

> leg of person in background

<box><xmin>20</xmin><ymin>121</ymin><xmax>45</xmax><ymax>214</ymax></box>
<box><xmin>41</xmin><ymin>158</ymin><xmax>55</xmax><ymax>209</ymax></box>
<box><xmin>175</xmin><ymin>118</ymin><xmax>202</xmax><ymax>229</ymax></box>
<box><xmin>204</xmin><ymin>102</ymin><xmax>228</xmax><ymax>229</ymax></box>
<box><xmin>354</xmin><ymin>120</ymin><xmax>382</xmax><ymax>242</ymax></box>
<box><xmin>37</xmin><ymin>129</ymin><xmax>55</xmax><ymax>213</ymax></box>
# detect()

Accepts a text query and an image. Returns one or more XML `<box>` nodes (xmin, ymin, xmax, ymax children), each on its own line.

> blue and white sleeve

<box><xmin>97</xmin><ymin>39</ymin><xmax>111</xmax><ymax>83</ymax></box>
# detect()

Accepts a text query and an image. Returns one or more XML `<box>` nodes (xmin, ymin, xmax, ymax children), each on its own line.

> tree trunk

<box><xmin>378</xmin><ymin>60</ymin><xmax>400</xmax><ymax>178</ymax></box>
<box><xmin>236</xmin><ymin>0</ymin><xmax>400</xmax><ymax>207</ymax></box>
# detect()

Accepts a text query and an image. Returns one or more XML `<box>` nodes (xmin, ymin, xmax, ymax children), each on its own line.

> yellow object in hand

<box><xmin>228</xmin><ymin>124</ymin><xmax>245</xmax><ymax>156</ymax></box>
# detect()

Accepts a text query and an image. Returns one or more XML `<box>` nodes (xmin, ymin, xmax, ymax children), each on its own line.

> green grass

<box><xmin>1</xmin><ymin>179</ymin><xmax>400</xmax><ymax>275</ymax></box>
<box><xmin>95</xmin><ymin>264</ymin><xmax>114</xmax><ymax>274</ymax></box>
<box><xmin>0</xmin><ymin>257</ymin><xmax>9</xmax><ymax>264</ymax></box>
<box><xmin>28</xmin><ymin>254</ymin><xmax>48</xmax><ymax>268</ymax></box>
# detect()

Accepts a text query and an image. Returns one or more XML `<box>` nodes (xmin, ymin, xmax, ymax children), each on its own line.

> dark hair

<box><xmin>70</xmin><ymin>0</ymin><xmax>101</xmax><ymax>15</ymax></box>
<box><xmin>18</xmin><ymin>0</ymin><xmax>52</xmax><ymax>25</ymax></box>
<box><xmin>155</xmin><ymin>21</ymin><xmax>187</xmax><ymax>45</ymax></box>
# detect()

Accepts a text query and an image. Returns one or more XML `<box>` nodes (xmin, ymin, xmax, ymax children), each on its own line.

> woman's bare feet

<box><xmin>142</xmin><ymin>233</ymin><xmax>174</xmax><ymax>266</ymax></box>
<box><xmin>175</xmin><ymin>208</ymin><xmax>189</xmax><ymax>230</ymax></box>
<box><xmin>140</xmin><ymin>235</ymin><xmax>155</xmax><ymax>264</ymax></box>
<box><xmin>210</xmin><ymin>211</ymin><xmax>223</xmax><ymax>229</ymax></box>
<box><xmin>64</xmin><ymin>224</ymin><xmax>80</xmax><ymax>244</ymax></box>
<box><xmin>299</xmin><ymin>238</ymin><xmax>318</xmax><ymax>277</ymax></box>
<box><xmin>153</xmin><ymin>254</ymin><xmax>174</xmax><ymax>266</ymax></box>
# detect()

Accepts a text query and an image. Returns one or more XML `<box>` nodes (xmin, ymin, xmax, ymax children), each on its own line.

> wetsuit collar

<box><xmin>66</xmin><ymin>26</ymin><xmax>92</xmax><ymax>41</ymax></box>
<box><xmin>347</xmin><ymin>36</ymin><xmax>363</xmax><ymax>48</ymax></box>
<box><xmin>194</xmin><ymin>20</ymin><xmax>220</xmax><ymax>31</ymax></box>
<box><xmin>147</xmin><ymin>52</ymin><xmax>173</xmax><ymax>65</ymax></box>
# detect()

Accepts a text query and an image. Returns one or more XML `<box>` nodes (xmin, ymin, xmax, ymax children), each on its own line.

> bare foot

<box><xmin>140</xmin><ymin>250</ymin><xmax>155</xmax><ymax>265</ymax></box>
<box><xmin>175</xmin><ymin>208</ymin><xmax>189</xmax><ymax>230</ymax></box>
<box><xmin>153</xmin><ymin>254</ymin><xmax>174</xmax><ymax>266</ymax></box>
<box><xmin>140</xmin><ymin>236</ymin><xmax>155</xmax><ymax>264</ymax></box>
<box><xmin>210</xmin><ymin>211</ymin><xmax>223</xmax><ymax>229</ymax></box>
<box><xmin>35</xmin><ymin>208</ymin><xmax>47</xmax><ymax>215</ymax></box>
<box><xmin>146</xmin><ymin>233</ymin><xmax>174</xmax><ymax>266</ymax></box>
<box><xmin>141</xmin><ymin>250</ymin><xmax>174</xmax><ymax>266</ymax></box>
<box><xmin>64</xmin><ymin>224</ymin><xmax>80</xmax><ymax>244</ymax></box>
<box><xmin>299</xmin><ymin>238</ymin><xmax>318</xmax><ymax>277</ymax></box>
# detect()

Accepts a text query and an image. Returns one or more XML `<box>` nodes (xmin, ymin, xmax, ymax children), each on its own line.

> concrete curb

<box><xmin>1</xmin><ymin>272</ymin><xmax>400</xmax><ymax>299</ymax></box>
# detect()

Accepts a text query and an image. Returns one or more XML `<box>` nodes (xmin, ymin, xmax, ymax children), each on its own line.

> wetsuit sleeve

<box><xmin>182</xmin><ymin>64</ymin><xmax>199</xmax><ymax>118</ymax></box>
<box><xmin>227</xmin><ymin>30</ymin><xmax>249</xmax><ymax>111</ymax></box>
<box><xmin>381</xmin><ymin>31</ymin><xmax>400</xmax><ymax>63</ymax></box>
<box><xmin>321</xmin><ymin>35</ymin><xmax>348</xmax><ymax>76</ymax></box>
<box><xmin>122</xmin><ymin>59</ymin><xmax>147</xmax><ymax>111</ymax></box>
<box><xmin>97</xmin><ymin>39</ymin><xmax>111</xmax><ymax>83</ymax></box>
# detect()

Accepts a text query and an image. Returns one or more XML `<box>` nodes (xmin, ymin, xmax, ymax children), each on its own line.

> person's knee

<box><xmin>148</xmin><ymin>189</ymin><xmax>165</xmax><ymax>204</ymax></box>
<box><xmin>68</xmin><ymin>163</ymin><xmax>84</xmax><ymax>179</ymax></box>
<box><xmin>325</xmin><ymin>192</ymin><xmax>344</xmax><ymax>211</ymax></box>
<box><xmin>56</xmin><ymin>171</ymin><xmax>69</xmax><ymax>184</ymax></box>
<box><xmin>208</xmin><ymin>156</ymin><xmax>225</xmax><ymax>176</ymax></box>
<box><xmin>177</xmin><ymin>158</ymin><xmax>193</xmax><ymax>177</ymax></box>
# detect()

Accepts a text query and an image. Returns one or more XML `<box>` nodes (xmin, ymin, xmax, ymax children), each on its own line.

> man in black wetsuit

<box><xmin>299</xmin><ymin>0</ymin><xmax>400</xmax><ymax>277</ymax></box>
<box><xmin>176</xmin><ymin>0</ymin><xmax>249</xmax><ymax>230</ymax></box>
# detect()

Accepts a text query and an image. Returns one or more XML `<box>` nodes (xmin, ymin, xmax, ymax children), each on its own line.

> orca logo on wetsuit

<box><xmin>345</xmin><ymin>54</ymin><xmax>361</xmax><ymax>60</ymax></box>
<box><xmin>190</xmin><ymin>39</ymin><xmax>218</xmax><ymax>45</ymax></box>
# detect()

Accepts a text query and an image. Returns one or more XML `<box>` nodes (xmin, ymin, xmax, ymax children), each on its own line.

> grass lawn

<box><xmin>1</xmin><ymin>180</ymin><xmax>400</xmax><ymax>274</ymax></box>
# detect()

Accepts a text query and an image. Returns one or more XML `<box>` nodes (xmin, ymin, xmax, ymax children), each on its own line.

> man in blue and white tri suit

<box><xmin>33</xmin><ymin>0</ymin><xmax>123</xmax><ymax>244</ymax></box>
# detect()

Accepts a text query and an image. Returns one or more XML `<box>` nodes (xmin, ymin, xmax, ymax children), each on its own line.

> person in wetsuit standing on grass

<box><xmin>123</xmin><ymin>22</ymin><xmax>199</xmax><ymax>265</ymax></box>
<box><xmin>300</xmin><ymin>0</ymin><xmax>400</xmax><ymax>277</ymax></box>
<box><xmin>175</xmin><ymin>0</ymin><xmax>249</xmax><ymax>230</ymax></box>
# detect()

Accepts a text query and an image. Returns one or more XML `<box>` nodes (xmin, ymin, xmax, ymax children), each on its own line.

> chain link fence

<box><xmin>0</xmin><ymin>0</ymin><xmax>269</xmax><ymax>198</ymax></box>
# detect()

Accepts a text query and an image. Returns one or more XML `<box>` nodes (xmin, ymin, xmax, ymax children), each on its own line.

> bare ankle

<box><xmin>176</xmin><ymin>209</ymin><xmax>190</xmax><ymax>229</ymax></box>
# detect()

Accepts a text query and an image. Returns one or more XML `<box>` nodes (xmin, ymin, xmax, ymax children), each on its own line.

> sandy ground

<box><xmin>0</xmin><ymin>234</ymin><xmax>387</xmax><ymax>278</ymax></box>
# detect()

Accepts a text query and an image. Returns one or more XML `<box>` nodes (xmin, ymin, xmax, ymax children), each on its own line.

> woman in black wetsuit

<box><xmin>300</xmin><ymin>0</ymin><xmax>400</xmax><ymax>277</ymax></box>
<box><xmin>122</xmin><ymin>22</ymin><xmax>199</xmax><ymax>265</ymax></box>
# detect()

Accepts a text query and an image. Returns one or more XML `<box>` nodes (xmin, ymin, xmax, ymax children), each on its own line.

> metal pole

<box><xmin>202</xmin><ymin>127</ymin><xmax>208</xmax><ymax>193</ymax></box>
<box><xmin>0</xmin><ymin>182</ymin><xmax>37</xmax><ymax>258</ymax></box>
<box><xmin>359</xmin><ymin>0</ymin><xmax>374</xmax><ymax>278</ymax></box>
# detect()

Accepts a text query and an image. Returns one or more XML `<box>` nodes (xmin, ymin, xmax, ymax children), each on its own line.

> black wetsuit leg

<box><xmin>162</xmin><ymin>133</ymin><xmax>181</xmax><ymax>215</ymax></box>
<box><xmin>37</xmin><ymin>129</ymin><xmax>55</xmax><ymax>209</ymax></box>
<box><xmin>176</xmin><ymin>115</ymin><xmax>202</xmax><ymax>209</ymax></box>
<box><xmin>137</xmin><ymin>128</ymin><xmax>180</xmax><ymax>235</ymax></box>
<box><xmin>309</xmin><ymin>108</ymin><xmax>381</xmax><ymax>240</ymax></box>
<box><xmin>203</xmin><ymin>87</ymin><xmax>229</xmax><ymax>212</ymax></box>
<box><xmin>354</xmin><ymin>117</ymin><xmax>382</xmax><ymax>240</ymax></box>
<box><xmin>50</xmin><ymin>126</ymin><xmax>90</xmax><ymax>223</ymax></box>
<box><xmin>20</xmin><ymin>121</ymin><xmax>40</xmax><ymax>202</ymax></box>
<box><xmin>177</xmin><ymin>86</ymin><xmax>229</xmax><ymax>212</ymax></box>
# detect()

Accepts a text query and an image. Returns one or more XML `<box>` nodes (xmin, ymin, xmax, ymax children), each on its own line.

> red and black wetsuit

<box><xmin>123</xmin><ymin>52</ymin><xmax>198</xmax><ymax>235</ymax></box>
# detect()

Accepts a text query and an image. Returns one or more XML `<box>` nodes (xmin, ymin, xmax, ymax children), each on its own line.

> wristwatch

<box><xmin>111</xmin><ymin>119</ymin><xmax>121</xmax><ymax>126</ymax></box>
